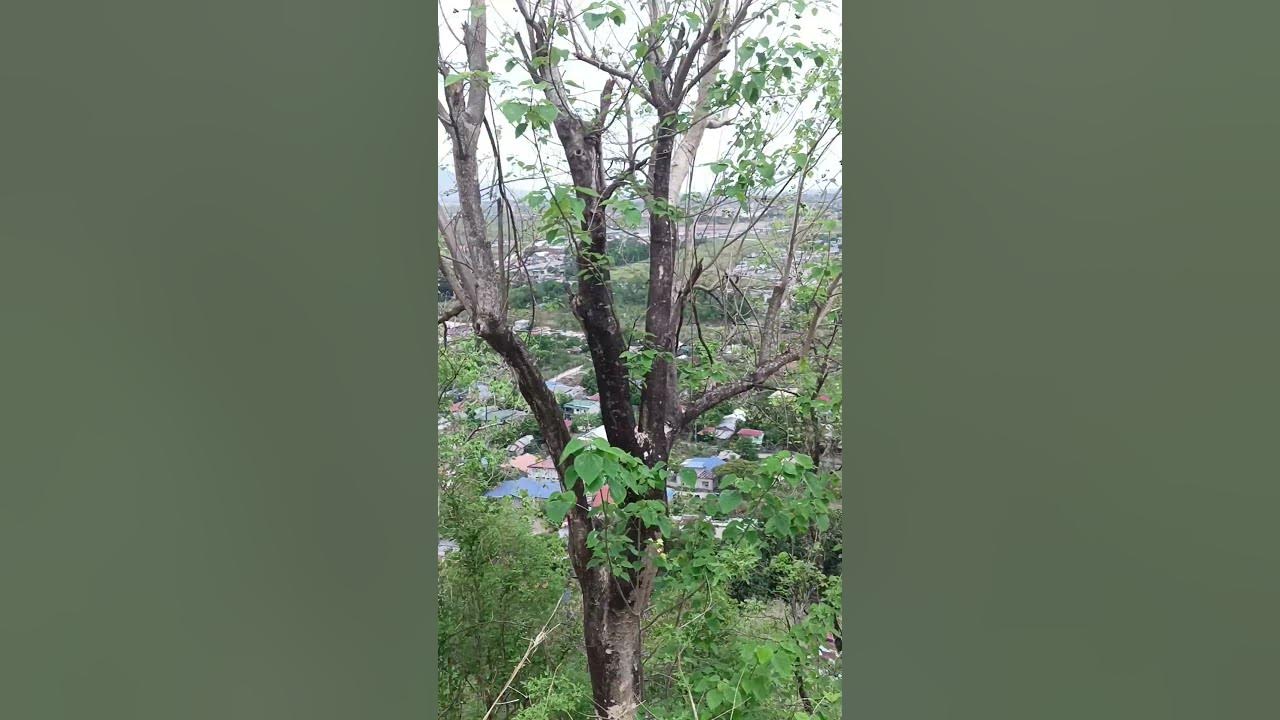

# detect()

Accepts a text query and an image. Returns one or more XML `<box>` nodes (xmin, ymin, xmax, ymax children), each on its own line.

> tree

<box><xmin>438</xmin><ymin>1</ymin><xmax>841</xmax><ymax>715</ymax></box>
<box><xmin>730</xmin><ymin>436</ymin><xmax>759</xmax><ymax>459</ymax></box>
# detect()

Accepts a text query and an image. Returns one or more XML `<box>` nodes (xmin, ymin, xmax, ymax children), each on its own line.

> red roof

<box><xmin>450</xmin><ymin>402</ymin><xmax>464</xmax><ymax>412</ymax></box>
<box><xmin>564</xmin><ymin>419</ymin><xmax>572</xmax><ymax>429</ymax></box>
<box><xmin>507</xmin><ymin>453</ymin><xmax>538</xmax><ymax>473</ymax></box>
<box><xmin>737</xmin><ymin>428</ymin><xmax>764</xmax><ymax>437</ymax></box>
<box><xmin>532</xmin><ymin>457</ymin><xmax>557</xmax><ymax>470</ymax></box>
<box><xmin>588</xmin><ymin>394</ymin><xmax>600</xmax><ymax>401</ymax></box>
<box><xmin>699</xmin><ymin>426</ymin><xmax>716</xmax><ymax>435</ymax></box>
<box><xmin>590</xmin><ymin>485</ymin><xmax>612</xmax><ymax>508</ymax></box>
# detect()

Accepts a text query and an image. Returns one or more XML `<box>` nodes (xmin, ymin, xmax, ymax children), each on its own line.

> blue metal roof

<box><xmin>681</xmin><ymin>456</ymin><xmax>726</xmax><ymax>470</ymax></box>
<box><xmin>485</xmin><ymin>476</ymin><xmax>560</xmax><ymax>500</ymax></box>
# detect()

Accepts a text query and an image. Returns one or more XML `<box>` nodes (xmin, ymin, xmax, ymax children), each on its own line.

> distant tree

<box><xmin>731</xmin><ymin>436</ymin><xmax>759</xmax><ymax>459</ymax></box>
<box><xmin>714</xmin><ymin>457</ymin><xmax>758</xmax><ymax>482</ymax></box>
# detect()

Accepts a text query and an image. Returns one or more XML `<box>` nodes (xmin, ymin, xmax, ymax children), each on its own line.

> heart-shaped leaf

<box><xmin>575</xmin><ymin>453</ymin><xmax>604</xmax><ymax>491</ymax></box>
<box><xmin>545</xmin><ymin>491</ymin><xmax>575</xmax><ymax>526</ymax></box>
<box><xmin>718</xmin><ymin>489</ymin><xmax>743</xmax><ymax>515</ymax></box>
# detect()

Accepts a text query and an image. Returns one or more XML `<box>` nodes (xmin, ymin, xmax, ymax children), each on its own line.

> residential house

<box><xmin>736</xmin><ymin>428</ymin><xmax>764</xmax><ymax>446</ymax></box>
<box><xmin>507</xmin><ymin>434</ymin><xmax>534</xmax><ymax>455</ymax></box>
<box><xmin>507</xmin><ymin>453</ymin><xmax>538</xmax><ymax>475</ymax></box>
<box><xmin>474</xmin><ymin>407</ymin><xmax>526</xmax><ymax>424</ymax></box>
<box><xmin>528</xmin><ymin>457</ymin><xmax>559</xmax><ymax>481</ymax></box>
<box><xmin>674</xmin><ymin>456</ymin><xmax>726</xmax><ymax>496</ymax></box>
<box><xmin>484</xmin><ymin>476</ymin><xmax>559</xmax><ymax>502</ymax></box>
<box><xmin>563</xmin><ymin>398</ymin><xmax>601</xmax><ymax>417</ymax></box>
<box><xmin>713</xmin><ymin>409</ymin><xmax>747</xmax><ymax>440</ymax></box>
<box><xmin>577</xmin><ymin>425</ymin><xmax>608</xmax><ymax>442</ymax></box>
<box><xmin>546</xmin><ymin>380</ymin><xmax>585</xmax><ymax>399</ymax></box>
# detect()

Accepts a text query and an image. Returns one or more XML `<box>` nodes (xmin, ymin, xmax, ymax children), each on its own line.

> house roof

<box><xmin>532</xmin><ymin>457</ymin><xmax>557</xmax><ymax>470</ymax></box>
<box><xmin>578</xmin><ymin>425</ymin><xmax>608</xmax><ymax>441</ymax></box>
<box><xmin>588</xmin><ymin>394</ymin><xmax>600</xmax><ymax>401</ymax></box>
<box><xmin>565</xmin><ymin>399</ymin><xmax>599</xmax><ymax>410</ymax></box>
<box><xmin>485</xmin><ymin>476</ymin><xmax>559</xmax><ymax>500</ymax></box>
<box><xmin>507</xmin><ymin>453</ymin><xmax>538</xmax><ymax>473</ymax></box>
<box><xmin>737</xmin><ymin>428</ymin><xmax>764</xmax><ymax>437</ymax></box>
<box><xmin>682</xmin><ymin>456</ymin><xmax>726</xmax><ymax>470</ymax></box>
<box><xmin>590</xmin><ymin>484</ymin><xmax>612</xmax><ymax>508</ymax></box>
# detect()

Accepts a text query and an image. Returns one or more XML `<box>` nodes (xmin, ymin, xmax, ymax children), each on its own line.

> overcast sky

<box><xmin>438</xmin><ymin>0</ymin><xmax>841</xmax><ymax>194</ymax></box>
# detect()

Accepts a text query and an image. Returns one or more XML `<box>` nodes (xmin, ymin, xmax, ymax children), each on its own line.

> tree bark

<box><xmin>638</xmin><ymin>117</ymin><xmax>680</xmax><ymax>464</ymax></box>
<box><xmin>579</xmin><ymin>566</ymin><xmax>646</xmax><ymax>719</ymax></box>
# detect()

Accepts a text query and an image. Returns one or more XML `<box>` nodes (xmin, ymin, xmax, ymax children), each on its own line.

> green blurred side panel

<box><xmin>1</xmin><ymin>1</ymin><xmax>437</xmax><ymax>718</ymax></box>
<box><xmin>845</xmin><ymin>1</ymin><xmax>1280</xmax><ymax>718</ymax></box>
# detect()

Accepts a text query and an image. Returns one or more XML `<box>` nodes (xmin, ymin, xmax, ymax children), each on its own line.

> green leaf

<box><xmin>754</xmin><ymin>646</ymin><xmax>774</xmax><ymax>664</ymax></box>
<box><xmin>815</xmin><ymin>513</ymin><xmax>830</xmax><ymax>532</ymax></box>
<box><xmin>545</xmin><ymin>491</ymin><xmax>575</xmax><ymax>525</ymax></box>
<box><xmin>561</xmin><ymin>437</ymin><xmax>588</xmax><ymax>461</ymax></box>
<box><xmin>679</xmin><ymin>468</ymin><xmax>698</xmax><ymax>488</ymax></box>
<box><xmin>718</xmin><ymin>489</ymin><xmax>743</xmax><ymax>514</ymax></box>
<box><xmin>709</xmin><ymin>161</ymin><xmax>729</xmax><ymax>173</ymax></box>
<box><xmin>444</xmin><ymin>73</ymin><xmax>466</xmax><ymax>87</ymax></box>
<box><xmin>575</xmin><ymin>453</ymin><xmax>604</xmax><ymax>491</ymax></box>
<box><xmin>584</xmin><ymin>11</ymin><xmax>607</xmax><ymax>29</ymax></box>
<box><xmin>532</xmin><ymin>103</ymin><xmax>559</xmax><ymax>125</ymax></box>
<box><xmin>765</xmin><ymin>513</ymin><xmax>789</xmax><ymax>537</ymax></box>
<box><xmin>498</xmin><ymin>100</ymin><xmax>529</xmax><ymax>125</ymax></box>
<box><xmin>514</xmin><ymin>121</ymin><xmax>528</xmax><ymax>137</ymax></box>
<box><xmin>620</xmin><ymin>204</ymin><xmax>643</xmax><ymax>226</ymax></box>
<box><xmin>705</xmin><ymin>688</ymin><xmax>723</xmax><ymax>710</ymax></box>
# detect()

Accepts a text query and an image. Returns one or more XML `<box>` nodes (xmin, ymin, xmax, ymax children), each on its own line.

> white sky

<box><xmin>438</xmin><ymin>0</ymin><xmax>842</xmax><ymax>194</ymax></box>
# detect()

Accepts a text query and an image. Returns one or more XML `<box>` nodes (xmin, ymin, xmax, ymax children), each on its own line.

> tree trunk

<box><xmin>555</xmin><ymin>116</ymin><xmax>642</xmax><ymax>458</ymax></box>
<box><xmin>638</xmin><ymin>117</ymin><xmax>680</xmax><ymax>463</ymax></box>
<box><xmin>580</xmin><ymin>567</ymin><xmax>645</xmax><ymax>718</ymax></box>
